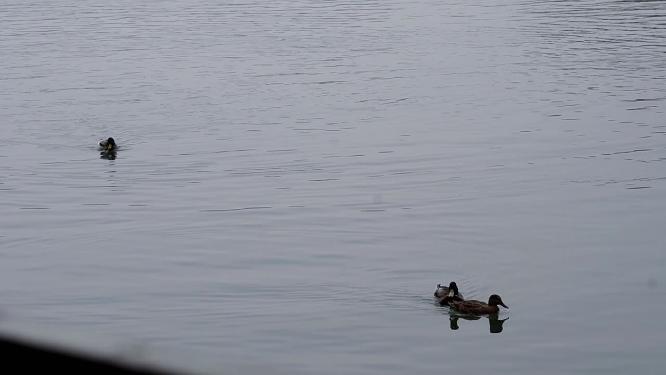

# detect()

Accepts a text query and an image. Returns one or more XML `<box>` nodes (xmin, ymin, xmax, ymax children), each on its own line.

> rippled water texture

<box><xmin>1</xmin><ymin>1</ymin><xmax>665</xmax><ymax>374</ymax></box>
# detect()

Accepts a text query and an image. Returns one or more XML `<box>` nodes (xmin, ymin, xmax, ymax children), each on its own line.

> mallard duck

<box><xmin>434</xmin><ymin>282</ymin><xmax>464</xmax><ymax>306</ymax></box>
<box><xmin>98</xmin><ymin>137</ymin><xmax>117</xmax><ymax>152</ymax></box>
<box><xmin>449</xmin><ymin>294</ymin><xmax>508</xmax><ymax>315</ymax></box>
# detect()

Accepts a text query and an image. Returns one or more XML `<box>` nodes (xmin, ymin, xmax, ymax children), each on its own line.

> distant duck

<box><xmin>98</xmin><ymin>137</ymin><xmax>117</xmax><ymax>152</ymax></box>
<box><xmin>449</xmin><ymin>294</ymin><xmax>508</xmax><ymax>315</ymax></box>
<box><xmin>434</xmin><ymin>282</ymin><xmax>464</xmax><ymax>306</ymax></box>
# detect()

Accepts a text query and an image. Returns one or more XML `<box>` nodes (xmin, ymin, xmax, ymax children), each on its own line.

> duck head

<box><xmin>447</xmin><ymin>282</ymin><xmax>460</xmax><ymax>297</ymax></box>
<box><xmin>488</xmin><ymin>294</ymin><xmax>508</xmax><ymax>309</ymax></box>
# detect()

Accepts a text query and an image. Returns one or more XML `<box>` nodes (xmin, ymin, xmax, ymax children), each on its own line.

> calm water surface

<box><xmin>1</xmin><ymin>1</ymin><xmax>665</xmax><ymax>374</ymax></box>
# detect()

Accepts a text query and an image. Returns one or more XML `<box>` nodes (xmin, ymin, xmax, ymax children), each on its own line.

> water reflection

<box><xmin>448</xmin><ymin>313</ymin><xmax>509</xmax><ymax>334</ymax></box>
<box><xmin>99</xmin><ymin>151</ymin><xmax>116</xmax><ymax>160</ymax></box>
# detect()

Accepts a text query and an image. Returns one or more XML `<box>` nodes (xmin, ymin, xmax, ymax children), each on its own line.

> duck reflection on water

<box><xmin>100</xmin><ymin>150</ymin><xmax>116</xmax><ymax>160</ymax></box>
<box><xmin>448</xmin><ymin>312</ymin><xmax>508</xmax><ymax>333</ymax></box>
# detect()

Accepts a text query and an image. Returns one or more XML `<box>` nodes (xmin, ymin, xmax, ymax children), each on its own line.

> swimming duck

<box><xmin>434</xmin><ymin>282</ymin><xmax>464</xmax><ymax>306</ymax></box>
<box><xmin>449</xmin><ymin>294</ymin><xmax>508</xmax><ymax>315</ymax></box>
<box><xmin>98</xmin><ymin>137</ymin><xmax>117</xmax><ymax>152</ymax></box>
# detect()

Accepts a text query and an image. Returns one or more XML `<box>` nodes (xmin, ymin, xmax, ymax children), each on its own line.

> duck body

<box><xmin>449</xmin><ymin>294</ymin><xmax>508</xmax><ymax>315</ymax></box>
<box><xmin>434</xmin><ymin>282</ymin><xmax>464</xmax><ymax>306</ymax></box>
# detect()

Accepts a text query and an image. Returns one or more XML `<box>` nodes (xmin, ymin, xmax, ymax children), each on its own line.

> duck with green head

<box><xmin>434</xmin><ymin>281</ymin><xmax>464</xmax><ymax>306</ymax></box>
<box><xmin>449</xmin><ymin>294</ymin><xmax>508</xmax><ymax>315</ymax></box>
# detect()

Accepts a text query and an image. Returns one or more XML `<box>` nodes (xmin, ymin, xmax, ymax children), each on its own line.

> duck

<box><xmin>434</xmin><ymin>281</ymin><xmax>464</xmax><ymax>306</ymax></box>
<box><xmin>449</xmin><ymin>294</ymin><xmax>508</xmax><ymax>315</ymax></box>
<box><xmin>98</xmin><ymin>137</ymin><xmax>117</xmax><ymax>152</ymax></box>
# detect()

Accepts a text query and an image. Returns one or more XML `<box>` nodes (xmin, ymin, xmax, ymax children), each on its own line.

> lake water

<box><xmin>1</xmin><ymin>0</ymin><xmax>665</xmax><ymax>374</ymax></box>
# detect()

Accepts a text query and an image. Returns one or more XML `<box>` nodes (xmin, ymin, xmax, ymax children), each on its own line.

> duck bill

<box><xmin>499</xmin><ymin>302</ymin><xmax>508</xmax><ymax>309</ymax></box>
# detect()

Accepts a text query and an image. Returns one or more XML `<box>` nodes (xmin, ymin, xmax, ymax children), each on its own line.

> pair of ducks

<box><xmin>434</xmin><ymin>282</ymin><xmax>508</xmax><ymax>314</ymax></box>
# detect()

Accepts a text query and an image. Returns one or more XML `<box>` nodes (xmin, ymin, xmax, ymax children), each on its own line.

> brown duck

<box><xmin>434</xmin><ymin>282</ymin><xmax>464</xmax><ymax>306</ymax></box>
<box><xmin>449</xmin><ymin>294</ymin><xmax>508</xmax><ymax>315</ymax></box>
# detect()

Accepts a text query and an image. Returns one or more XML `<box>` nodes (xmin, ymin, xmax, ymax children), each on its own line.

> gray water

<box><xmin>1</xmin><ymin>0</ymin><xmax>665</xmax><ymax>374</ymax></box>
